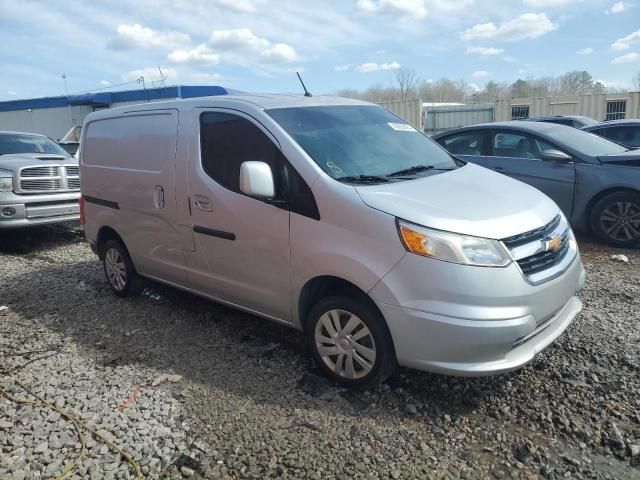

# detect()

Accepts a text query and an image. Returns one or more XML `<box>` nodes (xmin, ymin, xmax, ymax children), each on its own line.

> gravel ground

<box><xmin>0</xmin><ymin>224</ymin><xmax>638</xmax><ymax>480</ymax></box>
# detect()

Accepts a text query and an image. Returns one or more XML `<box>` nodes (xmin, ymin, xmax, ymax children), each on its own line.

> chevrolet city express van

<box><xmin>79</xmin><ymin>94</ymin><xmax>585</xmax><ymax>388</ymax></box>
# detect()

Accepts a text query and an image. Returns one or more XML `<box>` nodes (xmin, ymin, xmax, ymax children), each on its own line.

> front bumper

<box><xmin>0</xmin><ymin>192</ymin><xmax>80</xmax><ymax>229</ymax></box>
<box><xmin>371</xmin><ymin>249</ymin><xmax>585</xmax><ymax>376</ymax></box>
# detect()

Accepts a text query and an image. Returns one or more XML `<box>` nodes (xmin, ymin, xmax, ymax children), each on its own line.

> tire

<box><xmin>590</xmin><ymin>191</ymin><xmax>640</xmax><ymax>248</ymax></box>
<box><xmin>102</xmin><ymin>239</ymin><xmax>143</xmax><ymax>297</ymax></box>
<box><xmin>306</xmin><ymin>296</ymin><xmax>397</xmax><ymax>390</ymax></box>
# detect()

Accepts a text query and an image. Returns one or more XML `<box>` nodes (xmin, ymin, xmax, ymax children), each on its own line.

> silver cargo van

<box><xmin>80</xmin><ymin>94</ymin><xmax>585</xmax><ymax>388</ymax></box>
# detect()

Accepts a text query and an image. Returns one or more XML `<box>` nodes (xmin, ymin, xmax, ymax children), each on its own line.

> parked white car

<box><xmin>80</xmin><ymin>94</ymin><xmax>585</xmax><ymax>388</ymax></box>
<box><xmin>0</xmin><ymin>131</ymin><xmax>80</xmax><ymax>228</ymax></box>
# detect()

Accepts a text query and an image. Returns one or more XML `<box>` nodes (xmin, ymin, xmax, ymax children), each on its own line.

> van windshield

<box><xmin>0</xmin><ymin>133</ymin><xmax>70</xmax><ymax>157</ymax></box>
<box><xmin>267</xmin><ymin>105</ymin><xmax>458</xmax><ymax>183</ymax></box>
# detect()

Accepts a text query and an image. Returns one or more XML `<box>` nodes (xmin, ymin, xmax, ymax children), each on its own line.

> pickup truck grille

<box><xmin>18</xmin><ymin>165</ymin><xmax>80</xmax><ymax>194</ymax></box>
<box><xmin>502</xmin><ymin>215</ymin><xmax>576</xmax><ymax>285</ymax></box>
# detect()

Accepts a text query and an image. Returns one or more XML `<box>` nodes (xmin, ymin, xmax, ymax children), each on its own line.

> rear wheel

<box><xmin>590</xmin><ymin>191</ymin><xmax>640</xmax><ymax>248</ymax></box>
<box><xmin>103</xmin><ymin>240</ymin><xmax>143</xmax><ymax>297</ymax></box>
<box><xmin>306</xmin><ymin>296</ymin><xmax>396</xmax><ymax>389</ymax></box>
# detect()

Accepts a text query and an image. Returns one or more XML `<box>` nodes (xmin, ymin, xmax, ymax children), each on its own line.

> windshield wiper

<box><xmin>336</xmin><ymin>175</ymin><xmax>389</xmax><ymax>184</ymax></box>
<box><xmin>387</xmin><ymin>165</ymin><xmax>434</xmax><ymax>177</ymax></box>
<box><xmin>387</xmin><ymin>164</ymin><xmax>456</xmax><ymax>177</ymax></box>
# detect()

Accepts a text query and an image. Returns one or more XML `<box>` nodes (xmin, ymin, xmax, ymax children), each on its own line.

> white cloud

<box><xmin>523</xmin><ymin>0</ymin><xmax>579</xmax><ymax>5</ymax></box>
<box><xmin>357</xmin><ymin>0</ymin><xmax>428</xmax><ymax>19</ymax></box>
<box><xmin>99</xmin><ymin>80</ymin><xmax>111</xmax><ymax>86</ymax></box>
<box><xmin>356</xmin><ymin>61</ymin><xmax>401</xmax><ymax>72</ymax></box>
<box><xmin>123</xmin><ymin>67</ymin><xmax>178</xmax><ymax>83</ymax></box>
<box><xmin>7</xmin><ymin>90</ymin><xmax>17</xmax><ymax>96</ymax></box>
<box><xmin>465</xmin><ymin>46</ymin><xmax>504</xmax><ymax>56</ymax></box>
<box><xmin>611</xmin><ymin>1</ymin><xmax>625</xmax><ymax>13</ymax></box>
<box><xmin>611</xmin><ymin>30</ymin><xmax>640</xmax><ymax>51</ymax></box>
<box><xmin>426</xmin><ymin>0</ymin><xmax>473</xmax><ymax>11</ymax></box>
<box><xmin>612</xmin><ymin>52</ymin><xmax>639</xmax><ymax>64</ymax></box>
<box><xmin>168</xmin><ymin>44</ymin><xmax>220</xmax><ymax>65</ymax></box>
<box><xmin>472</xmin><ymin>70</ymin><xmax>491</xmax><ymax>77</ymax></box>
<box><xmin>108</xmin><ymin>23</ymin><xmax>190</xmax><ymax>50</ymax></box>
<box><xmin>207</xmin><ymin>28</ymin><xmax>297</xmax><ymax>64</ymax></box>
<box><xmin>467</xmin><ymin>83</ymin><xmax>481</xmax><ymax>92</ymax></box>
<box><xmin>577</xmin><ymin>47</ymin><xmax>594</xmax><ymax>55</ymax></box>
<box><xmin>334</xmin><ymin>64</ymin><xmax>352</xmax><ymax>72</ymax></box>
<box><xmin>461</xmin><ymin>13</ymin><xmax>557</xmax><ymax>42</ymax></box>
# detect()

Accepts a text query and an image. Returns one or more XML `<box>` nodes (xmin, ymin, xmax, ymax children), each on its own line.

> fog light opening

<box><xmin>1</xmin><ymin>207</ymin><xmax>16</xmax><ymax>217</ymax></box>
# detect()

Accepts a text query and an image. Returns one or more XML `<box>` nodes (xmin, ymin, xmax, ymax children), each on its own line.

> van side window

<box><xmin>200</xmin><ymin>112</ymin><xmax>285</xmax><ymax>197</ymax></box>
<box><xmin>200</xmin><ymin>112</ymin><xmax>320</xmax><ymax>219</ymax></box>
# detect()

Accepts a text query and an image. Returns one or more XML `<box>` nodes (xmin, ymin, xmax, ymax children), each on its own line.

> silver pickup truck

<box><xmin>0</xmin><ymin>131</ymin><xmax>80</xmax><ymax>228</ymax></box>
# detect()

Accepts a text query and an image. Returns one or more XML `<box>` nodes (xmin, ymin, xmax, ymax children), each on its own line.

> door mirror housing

<box><xmin>541</xmin><ymin>149</ymin><xmax>572</xmax><ymax>162</ymax></box>
<box><xmin>239</xmin><ymin>161</ymin><xmax>275</xmax><ymax>198</ymax></box>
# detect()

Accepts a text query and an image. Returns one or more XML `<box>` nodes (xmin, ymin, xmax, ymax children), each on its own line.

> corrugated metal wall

<box><xmin>424</xmin><ymin>103</ymin><xmax>494</xmax><ymax>135</ymax></box>
<box><xmin>496</xmin><ymin>92</ymin><xmax>640</xmax><ymax>122</ymax></box>
<box><xmin>377</xmin><ymin>99</ymin><xmax>423</xmax><ymax>130</ymax></box>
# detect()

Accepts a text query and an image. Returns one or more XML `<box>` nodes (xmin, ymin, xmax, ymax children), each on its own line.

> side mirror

<box><xmin>541</xmin><ymin>149</ymin><xmax>572</xmax><ymax>162</ymax></box>
<box><xmin>239</xmin><ymin>161</ymin><xmax>275</xmax><ymax>198</ymax></box>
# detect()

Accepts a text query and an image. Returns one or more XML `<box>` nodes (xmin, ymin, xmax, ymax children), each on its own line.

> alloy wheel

<box><xmin>600</xmin><ymin>201</ymin><xmax>640</xmax><ymax>243</ymax></box>
<box><xmin>314</xmin><ymin>309</ymin><xmax>377</xmax><ymax>380</ymax></box>
<box><xmin>105</xmin><ymin>247</ymin><xmax>127</xmax><ymax>291</ymax></box>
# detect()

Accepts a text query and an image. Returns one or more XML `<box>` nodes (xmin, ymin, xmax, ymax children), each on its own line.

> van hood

<box><xmin>355</xmin><ymin>163</ymin><xmax>560</xmax><ymax>240</ymax></box>
<box><xmin>0</xmin><ymin>153</ymin><xmax>76</xmax><ymax>171</ymax></box>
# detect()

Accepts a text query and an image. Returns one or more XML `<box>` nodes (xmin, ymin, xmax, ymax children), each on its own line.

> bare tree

<box><xmin>634</xmin><ymin>71</ymin><xmax>640</xmax><ymax>91</ymax></box>
<box><xmin>394</xmin><ymin>67</ymin><xmax>419</xmax><ymax>100</ymax></box>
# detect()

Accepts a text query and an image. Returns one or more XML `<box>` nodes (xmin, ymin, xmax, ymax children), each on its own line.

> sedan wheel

<box><xmin>591</xmin><ymin>191</ymin><xmax>640</xmax><ymax>248</ymax></box>
<box><xmin>600</xmin><ymin>201</ymin><xmax>640</xmax><ymax>244</ymax></box>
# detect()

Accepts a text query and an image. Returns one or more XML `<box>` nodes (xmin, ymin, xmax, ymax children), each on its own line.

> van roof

<box><xmin>85</xmin><ymin>93</ymin><xmax>372</xmax><ymax>120</ymax></box>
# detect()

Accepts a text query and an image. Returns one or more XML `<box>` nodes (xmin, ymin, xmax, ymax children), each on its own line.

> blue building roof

<box><xmin>0</xmin><ymin>85</ymin><xmax>240</xmax><ymax>112</ymax></box>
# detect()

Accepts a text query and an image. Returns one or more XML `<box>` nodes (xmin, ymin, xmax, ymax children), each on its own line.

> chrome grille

<box><xmin>517</xmin><ymin>232</ymin><xmax>570</xmax><ymax>276</ymax></box>
<box><xmin>66</xmin><ymin>166</ymin><xmax>79</xmax><ymax>176</ymax></box>
<box><xmin>21</xmin><ymin>166</ymin><xmax>59</xmax><ymax>178</ymax></box>
<box><xmin>502</xmin><ymin>215</ymin><xmax>576</xmax><ymax>285</ymax></box>
<box><xmin>21</xmin><ymin>179</ymin><xmax>63</xmax><ymax>191</ymax></box>
<box><xmin>17</xmin><ymin>164</ymin><xmax>80</xmax><ymax>194</ymax></box>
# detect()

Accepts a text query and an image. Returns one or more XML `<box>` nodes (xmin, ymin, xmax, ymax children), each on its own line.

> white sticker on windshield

<box><xmin>387</xmin><ymin>122</ymin><xmax>417</xmax><ymax>132</ymax></box>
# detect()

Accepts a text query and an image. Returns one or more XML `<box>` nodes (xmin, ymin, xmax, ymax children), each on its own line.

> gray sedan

<box><xmin>434</xmin><ymin>121</ymin><xmax>640</xmax><ymax>248</ymax></box>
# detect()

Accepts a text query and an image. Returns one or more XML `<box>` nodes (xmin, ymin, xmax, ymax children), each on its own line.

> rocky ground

<box><xmin>0</xmin><ymin>225</ymin><xmax>638</xmax><ymax>480</ymax></box>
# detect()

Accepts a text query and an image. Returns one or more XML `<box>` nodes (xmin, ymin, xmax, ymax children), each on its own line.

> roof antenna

<box><xmin>296</xmin><ymin>71</ymin><xmax>312</xmax><ymax>97</ymax></box>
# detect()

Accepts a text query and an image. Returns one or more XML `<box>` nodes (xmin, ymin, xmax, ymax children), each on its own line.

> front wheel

<box><xmin>306</xmin><ymin>296</ymin><xmax>397</xmax><ymax>389</ymax></box>
<box><xmin>590</xmin><ymin>191</ymin><xmax>640</xmax><ymax>248</ymax></box>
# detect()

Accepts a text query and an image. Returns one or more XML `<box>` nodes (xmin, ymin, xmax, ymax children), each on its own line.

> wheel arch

<box><xmin>96</xmin><ymin>226</ymin><xmax>128</xmax><ymax>261</ymax></box>
<box><xmin>297</xmin><ymin>275</ymin><xmax>386</xmax><ymax>331</ymax></box>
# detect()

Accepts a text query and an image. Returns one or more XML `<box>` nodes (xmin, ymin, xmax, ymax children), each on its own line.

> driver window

<box><xmin>492</xmin><ymin>132</ymin><xmax>542</xmax><ymax>160</ymax></box>
<box><xmin>200</xmin><ymin>112</ymin><xmax>285</xmax><ymax>198</ymax></box>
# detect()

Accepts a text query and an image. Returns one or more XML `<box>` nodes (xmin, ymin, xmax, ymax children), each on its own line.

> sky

<box><xmin>0</xmin><ymin>0</ymin><xmax>639</xmax><ymax>101</ymax></box>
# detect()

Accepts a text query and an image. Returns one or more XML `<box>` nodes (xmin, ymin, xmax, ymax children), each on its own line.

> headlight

<box><xmin>397</xmin><ymin>220</ymin><xmax>512</xmax><ymax>267</ymax></box>
<box><xmin>0</xmin><ymin>177</ymin><xmax>13</xmax><ymax>193</ymax></box>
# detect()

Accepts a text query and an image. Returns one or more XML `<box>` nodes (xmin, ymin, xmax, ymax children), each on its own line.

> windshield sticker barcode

<box><xmin>387</xmin><ymin>123</ymin><xmax>416</xmax><ymax>132</ymax></box>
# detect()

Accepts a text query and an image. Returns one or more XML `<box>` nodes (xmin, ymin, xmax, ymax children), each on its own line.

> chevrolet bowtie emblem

<box><xmin>546</xmin><ymin>235</ymin><xmax>563</xmax><ymax>252</ymax></box>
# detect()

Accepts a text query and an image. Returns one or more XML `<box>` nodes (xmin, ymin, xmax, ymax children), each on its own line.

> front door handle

<box><xmin>193</xmin><ymin>195</ymin><xmax>213</xmax><ymax>212</ymax></box>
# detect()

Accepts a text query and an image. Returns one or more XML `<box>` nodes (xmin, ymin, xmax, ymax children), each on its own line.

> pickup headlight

<box><xmin>397</xmin><ymin>220</ymin><xmax>512</xmax><ymax>267</ymax></box>
<box><xmin>0</xmin><ymin>176</ymin><xmax>13</xmax><ymax>193</ymax></box>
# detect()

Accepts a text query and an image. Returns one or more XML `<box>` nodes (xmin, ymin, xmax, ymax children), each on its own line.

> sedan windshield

<box><xmin>267</xmin><ymin>105</ymin><xmax>457</xmax><ymax>182</ymax></box>
<box><xmin>544</xmin><ymin>126</ymin><xmax>628</xmax><ymax>156</ymax></box>
<box><xmin>0</xmin><ymin>133</ymin><xmax>70</xmax><ymax>157</ymax></box>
